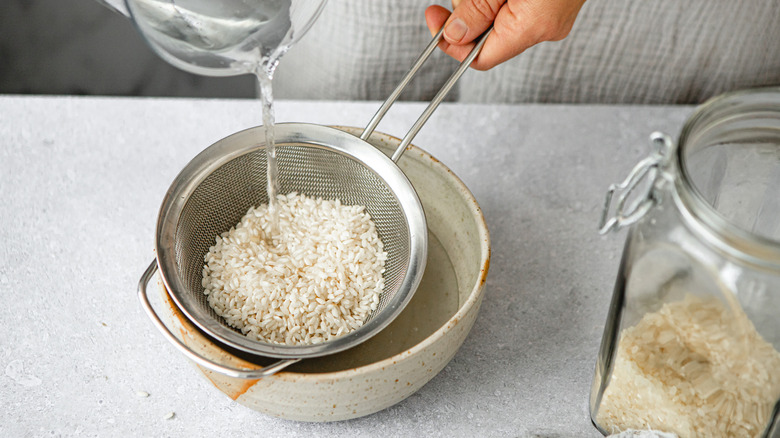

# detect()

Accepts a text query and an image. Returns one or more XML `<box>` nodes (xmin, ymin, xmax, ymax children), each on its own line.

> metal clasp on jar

<box><xmin>599</xmin><ymin>132</ymin><xmax>675</xmax><ymax>234</ymax></box>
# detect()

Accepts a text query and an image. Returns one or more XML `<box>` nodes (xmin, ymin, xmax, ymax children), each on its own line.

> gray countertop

<box><xmin>0</xmin><ymin>95</ymin><xmax>693</xmax><ymax>437</ymax></box>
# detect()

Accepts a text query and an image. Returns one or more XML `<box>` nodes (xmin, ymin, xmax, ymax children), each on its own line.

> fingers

<box><xmin>425</xmin><ymin>0</ymin><xmax>586</xmax><ymax>71</ymax></box>
<box><xmin>426</xmin><ymin>3</ymin><xmax>525</xmax><ymax>71</ymax></box>
<box><xmin>426</xmin><ymin>1</ymin><xmax>517</xmax><ymax>71</ymax></box>
<box><xmin>425</xmin><ymin>5</ymin><xmax>469</xmax><ymax>64</ymax></box>
<box><xmin>443</xmin><ymin>0</ymin><xmax>506</xmax><ymax>45</ymax></box>
<box><xmin>472</xmin><ymin>4</ymin><xmax>540</xmax><ymax>70</ymax></box>
<box><xmin>424</xmin><ymin>5</ymin><xmax>483</xmax><ymax>69</ymax></box>
<box><xmin>425</xmin><ymin>5</ymin><xmax>451</xmax><ymax>35</ymax></box>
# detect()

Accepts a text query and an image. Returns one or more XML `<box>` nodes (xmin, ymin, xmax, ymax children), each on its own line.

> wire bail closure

<box><xmin>599</xmin><ymin>132</ymin><xmax>675</xmax><ymax>234</ymax></box>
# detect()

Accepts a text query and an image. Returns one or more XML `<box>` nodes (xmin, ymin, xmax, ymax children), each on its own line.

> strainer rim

<box><xmin>154</xmin><ymin>123</ymin><xmax>427</xmax><ymax>359</ymax></box>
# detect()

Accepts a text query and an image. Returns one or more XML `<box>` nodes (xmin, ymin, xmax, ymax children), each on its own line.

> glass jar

<box><xmin>591</xmin><ymin>87</ymin><xmax>780</xmax><ymax>438</ymax></box>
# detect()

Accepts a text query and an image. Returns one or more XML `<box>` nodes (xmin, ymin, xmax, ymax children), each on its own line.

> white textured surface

<box><xmin>0</xmin><ymin>95</ymin><xmax>691</xmax><ymax>436</ymax></box>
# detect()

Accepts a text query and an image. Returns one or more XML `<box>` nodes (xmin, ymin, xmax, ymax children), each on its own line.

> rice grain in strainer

<box><xmin>138</xmin><ymin>28</ymin><xmax>492</xmax><ymax>379</ymax></box>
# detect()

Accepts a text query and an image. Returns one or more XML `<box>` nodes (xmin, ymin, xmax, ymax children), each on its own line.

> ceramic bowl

<box><xmin>153</xmin><ymin>126</ymin><xmax>490</xmax><ymax>421</ymax></box>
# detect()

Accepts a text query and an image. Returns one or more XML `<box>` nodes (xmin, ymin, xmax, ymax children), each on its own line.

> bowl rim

<box><xmin>261</xmin><ymin>127</ymin><xmax>491</xmax><ymax>381</ymax></box>
<box><xmin>159</xmin><ymin>127</ymin><xmax>490</xmax><ymax>381</ymax></box>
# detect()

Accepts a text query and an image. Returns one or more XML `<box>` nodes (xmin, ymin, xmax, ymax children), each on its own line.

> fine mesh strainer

<box><xmin>138</xmin><ymin>27</ymin><xmax>492</xmax><ymax>378</ymax></box>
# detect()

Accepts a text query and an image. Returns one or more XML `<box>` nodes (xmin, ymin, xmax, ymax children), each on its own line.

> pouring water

<box><xmin>96</xmin><ymin>0</ymin><xmax>327</xmax><ymax>234</ymax></box>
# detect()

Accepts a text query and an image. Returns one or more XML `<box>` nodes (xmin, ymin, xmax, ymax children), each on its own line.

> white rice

<box><xmin>201</xmin><ymin>192</ymin><xmax>387</xmax><ymax>346</ymax></box>
<box><xmin>597</xmin><ymin>294</ymin><xmax>780</xmax><ymax>437</ymax></box>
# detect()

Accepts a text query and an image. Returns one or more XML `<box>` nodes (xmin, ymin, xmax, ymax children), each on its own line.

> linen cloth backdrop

<box><xmin>273</xmin><ymin>0</ymin><xmax>780</xmax><ymax>104</ymax></box>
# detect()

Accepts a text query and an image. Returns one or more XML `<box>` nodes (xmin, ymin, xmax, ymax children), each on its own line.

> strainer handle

<box><xmin>138</xmin><ymin>260</ymin><xmax>301</xmax><ymax>380</ymax></box>
<box><xmin>360</xmin><ymin>26</ymin><xmax>493</xmax><ymax>163</ymax></box>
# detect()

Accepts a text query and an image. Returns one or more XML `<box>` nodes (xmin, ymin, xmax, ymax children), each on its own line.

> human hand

<box><xmin>425</xmin><ymin>0</ymin><xmax>586</xmax><ymax>70</ymax></box>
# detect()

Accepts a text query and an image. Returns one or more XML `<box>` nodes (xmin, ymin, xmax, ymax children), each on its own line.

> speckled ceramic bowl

<box><xmin>153</xmin><ymin>126</ymin><xmax>490</xmax><ymax>421</ymax></box>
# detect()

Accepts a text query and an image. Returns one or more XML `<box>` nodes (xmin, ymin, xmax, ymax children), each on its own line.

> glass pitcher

<box><xmin>94</xmin><ymin>0</ymin><xmax>326</xmax><ymax>77</ymax></box>
<box><xmin>592</xmin><ymin>87</ymin><xmax>780</xmax><ymax>438</ymax></box>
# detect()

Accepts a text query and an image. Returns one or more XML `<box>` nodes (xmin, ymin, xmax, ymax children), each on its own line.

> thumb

<box><xmin>443</xmin><ymin>0</ymin><xmax>506</xmax><ymax>45</ymax></box>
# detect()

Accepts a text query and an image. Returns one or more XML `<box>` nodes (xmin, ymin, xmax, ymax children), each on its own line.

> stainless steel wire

<box><xmin>140</xmin><ymin>26</ymin><xmax>492</xmax><ymax>378</ymax></box>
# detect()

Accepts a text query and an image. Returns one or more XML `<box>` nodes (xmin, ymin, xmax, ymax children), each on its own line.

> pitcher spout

<box><xmin>95</xmin><ymin>0</ymin><xmax>129</xmax><ymax>17</ymax></box>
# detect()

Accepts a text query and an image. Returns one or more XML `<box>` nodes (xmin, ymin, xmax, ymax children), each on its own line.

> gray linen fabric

<box><xmin>274</xmin><ymin>0</ymin><xmax>460</xmax><ymax>102</ymax></box>
<box><xmin>274</xmin><ymin>0</ymin><xmax>780</xmax><ymax>104</ymax></box>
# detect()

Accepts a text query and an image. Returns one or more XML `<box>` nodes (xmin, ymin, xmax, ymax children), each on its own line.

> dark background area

<box><xmin>1</xmin><ymin>0</ymin><xmax>256</xmax><ymax>98</ymax></box>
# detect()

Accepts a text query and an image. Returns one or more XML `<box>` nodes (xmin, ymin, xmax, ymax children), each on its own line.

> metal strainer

<box><xmin>138</xmin><ymin>27</ymin><xmax>492</xmax><ymax>378</ymax></box>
